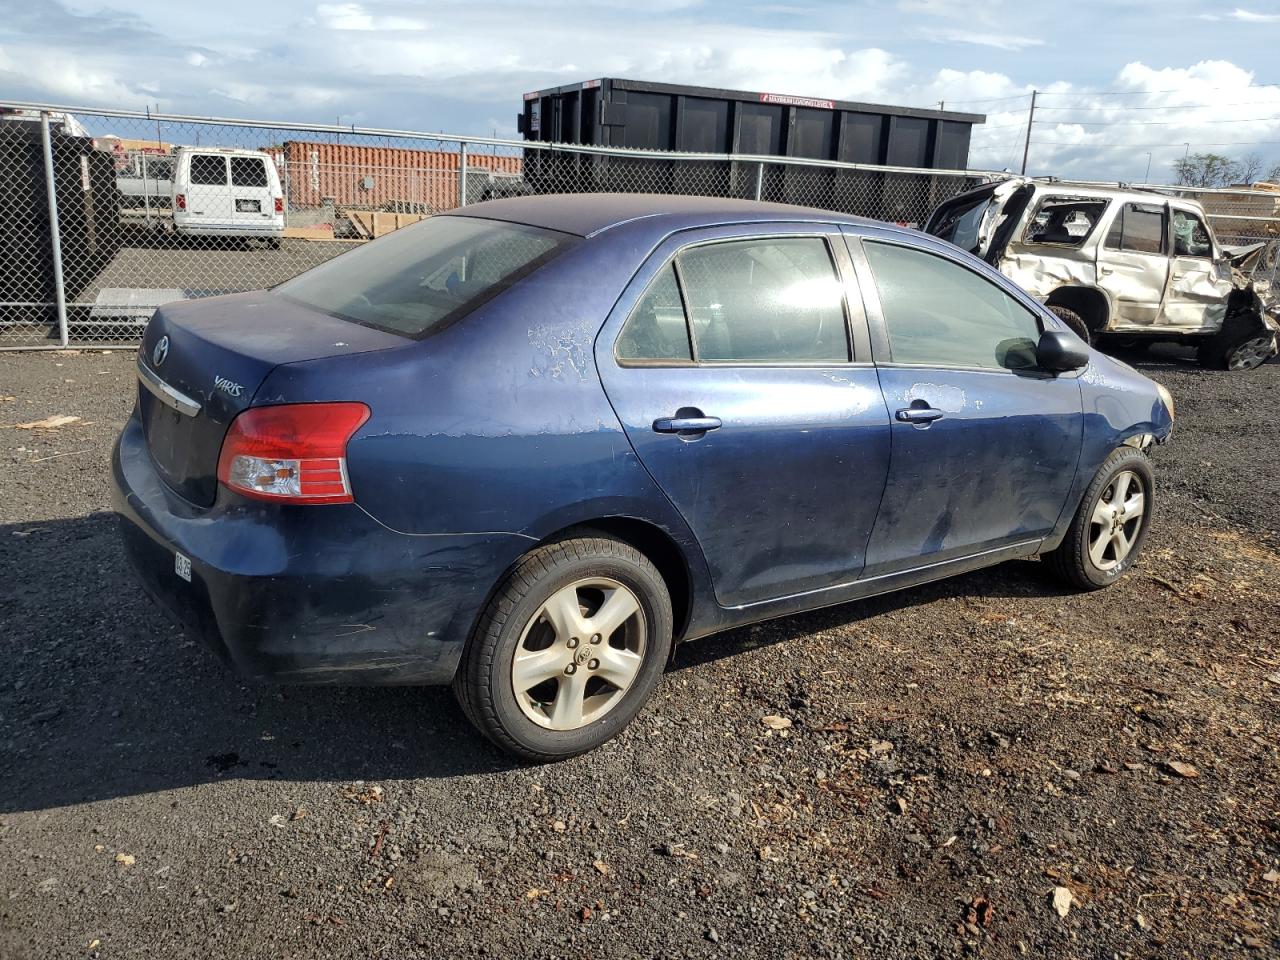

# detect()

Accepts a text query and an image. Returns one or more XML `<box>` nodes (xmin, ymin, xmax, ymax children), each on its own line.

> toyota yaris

<box><xmin>113</xmin><ymin>194</ymin><xmax>1174</xmax><ymax>760</ymax></box>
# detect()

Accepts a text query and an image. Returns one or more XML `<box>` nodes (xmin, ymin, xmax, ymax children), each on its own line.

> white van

<box><xmin>171</xmin><ymin>147</ymin><xmax>284</xmax><ymax>245</ymax></box>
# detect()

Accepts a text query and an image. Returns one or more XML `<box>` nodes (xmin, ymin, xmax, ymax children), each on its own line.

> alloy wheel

<box><xmin>1087</xmin><ymin>469</ymin><xmax>1146</xmax><ymax>571</ymax></box>
<box><xmin>1227</xmin><ymin>335</ymin><xmax>1275</xmax><ymax>371</ymax></box>
<box><xmin>511</xmin><ymin>577</ymin><xmax>648</xmax><ymax>730</ymax></box>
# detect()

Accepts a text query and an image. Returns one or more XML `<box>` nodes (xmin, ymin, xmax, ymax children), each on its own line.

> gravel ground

<box><xmin>1</xmin><ymin>345</ymin><xmax>1277</xmax><ymax>959</ymax></box>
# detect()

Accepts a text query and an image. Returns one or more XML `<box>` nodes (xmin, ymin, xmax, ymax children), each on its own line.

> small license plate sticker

<box><xmin>174</xmin><ymin>552</ymin><xmax>192</xmax><ymax>582</ymax></box>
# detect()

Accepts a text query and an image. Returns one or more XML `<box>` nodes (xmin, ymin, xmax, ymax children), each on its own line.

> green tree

<box><xmin>1173</xmin><ymin>152</ymin><xmax>1279</xmax><ymax>187</ymax></box>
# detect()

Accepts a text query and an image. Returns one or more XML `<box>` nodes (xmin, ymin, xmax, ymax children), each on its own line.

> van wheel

<box><xmin>1047</xmin><ymin>305</ymin><xmax>1092</xmax><ymax>345</ymax></box>
<box><xmin>453</xmin><ymin>536</ymin><xmax>672</xmax><ymax>761</ymax></box>
<box><xmin>1044</xmin><ymin>447</ymin><xmax>1153</xmax><ymax>590</ymax></box>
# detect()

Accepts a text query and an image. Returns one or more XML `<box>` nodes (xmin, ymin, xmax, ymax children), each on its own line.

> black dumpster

<box><xmin>516</xmin><ymin>78</ymin><xmax>985</xmax><ymax>224</ymax></box>
<box><xmin>0</xmin><ymin>118</ymin><xmax>122</xmax><ymax>323</ymax></box>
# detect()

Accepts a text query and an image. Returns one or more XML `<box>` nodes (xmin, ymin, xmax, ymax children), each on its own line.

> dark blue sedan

<box><xmin>113</xmin><ymin>194</ymin><xmax>1175</xmax><ymax>759</ymax></box>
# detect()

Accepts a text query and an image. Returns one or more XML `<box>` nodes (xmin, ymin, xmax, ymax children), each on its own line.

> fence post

<box><xmin>39</xmin><ymin>112</ymin><xmax>69</xmax><ymax>348</ymax></box>
<box><xmin>754</xmin><ymin>162</ymin><xmax>764</xmax><ymax>202</ymax></box>
<box><xmin>458</xmin><ymin>142</ymin><xmax>468</xmax><ymax>207</ymax></box>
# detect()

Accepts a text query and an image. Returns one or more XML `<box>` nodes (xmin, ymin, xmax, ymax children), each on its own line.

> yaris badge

<box><xmin>214</xmin><ymin>375</ymin><xmax>245</xmax><ymax>398</ymax></box>
<box><xmin>152</xmin><ymin>335</ymin><xmax>169</xmax><ymax>367</ymax></box>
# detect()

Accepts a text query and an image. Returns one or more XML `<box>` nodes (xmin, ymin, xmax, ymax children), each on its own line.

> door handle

<box><xmin>653</xmin><ymin>415</ymin><xmax>722</xmax><ymax>434</ymax></box>
<box><xmin>1098</xmin><ymin>265</ymin><xmax>1112</xmax><ymax>277</ymax></box>
<box><xmin>895</xmin><ymin>406</ymin><xmax>944</xmax><ymax>425</ymax></box>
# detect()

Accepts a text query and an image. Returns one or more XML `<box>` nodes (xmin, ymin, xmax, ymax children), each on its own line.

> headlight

<box><xmin>1155</xmin><ymin>383</ymin><xmax>1176</xmax><ymax>421</ymax></box>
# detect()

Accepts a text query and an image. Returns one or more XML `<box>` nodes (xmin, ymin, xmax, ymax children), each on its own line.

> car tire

<box><xmin>1047</xmin><ymin>305</ymin><xmax>1092</xmax><ymax>345</ymax></box>
<box><xmin>453</xmin><ymin>535</ymin><xmax>673</xmax><ymax>761</ymax></box>
<box><xmin>1043</xmin><ymin>446</ymin><xmax>1154</xmax><ymax>590</ymax></box>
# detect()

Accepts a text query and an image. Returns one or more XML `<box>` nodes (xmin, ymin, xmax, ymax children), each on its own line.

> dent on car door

<box><xmin>1096</xmin><ymin>202</ymin><xmax>1170</xmax><ymax>330</ymax></box>
<box><xmin>596</xmin><ymin>225</ymin><xmax>892</xmax><ymax>608</ymax></box>
<box><xmin>1163</xmin><ymin>208</ymin><xmax>1233</xmax><ymax>332</ymax></box>
<box><xmin>845</xmin><ymin>232</ymin><xmax>1084</xmax><ymax>577</ymax></box>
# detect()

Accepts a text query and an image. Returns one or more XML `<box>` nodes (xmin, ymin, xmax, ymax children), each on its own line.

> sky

<box><xmin>2</xmin><ymin>0</ymin><xmax>1280</xmax><ymax>182</ymax></box>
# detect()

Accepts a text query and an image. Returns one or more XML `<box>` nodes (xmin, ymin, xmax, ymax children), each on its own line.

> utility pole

<box><xmin>1019</xmin><ymin>89</ymin><xmax>1037</xmax><ymax>175</ymax></box>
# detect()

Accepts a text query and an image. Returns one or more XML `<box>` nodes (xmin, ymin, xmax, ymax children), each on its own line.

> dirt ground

<box><xmin>0</xmin><ymin>345</ymin><xmax>1277</xmax><ymax>959</ymax></box>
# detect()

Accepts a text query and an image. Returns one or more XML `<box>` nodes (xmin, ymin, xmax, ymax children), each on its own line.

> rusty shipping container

<box><xmin>281</xmin><ymin>141</ymin><xmax>522</xmax><ymax>212</ymax></box>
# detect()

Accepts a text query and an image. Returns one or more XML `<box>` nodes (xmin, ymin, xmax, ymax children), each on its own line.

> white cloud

<box><xmin>315</xmin><ymin>3</ymin><xmax>427</xmax><ymax>31</ymax></box>
<box><xmin>0</xmin><ymin>46</ymin><xmax>136</xmax><ymax>103</ymax></box>
<box><xmin>1229</xmin><ymin>7</ymin><xmax>1280</xmax><ymax>22</ymax></box>
<box><xmin>185</xmin><ymin>51</ymin><xmax>207</xmax><ymax>67</ymax></box>
<box><xmin>920</xmin><ymin>28</ymin><xmax>1044</xmax><ymax>51</ymax></box>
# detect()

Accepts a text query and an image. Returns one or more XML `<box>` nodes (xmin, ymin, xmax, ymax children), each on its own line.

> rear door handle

<box><xmin>653</xmin><ymin>416</ymin><xmax>722</xmax><ymax>434</ymax></box>
<box><xmin>895</xmin><ymin>406</ymin><xmax>944</xmax><ymax>424</ymax></box>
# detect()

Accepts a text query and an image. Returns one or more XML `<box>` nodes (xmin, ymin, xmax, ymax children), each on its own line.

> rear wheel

<box><xmin>453</xmin><ymin>536</ymin><xmax>672</xmax><ymax>761</ymax></box>
<box><xmin>1044</xmin><ymin>447</ymin><xmax>1153</xmax><ymax>590</ymax></box>
<box><xmin>1222</xmin><ymin>333</ymin><xmax>1276</xmax><ymax>371</ymax></box>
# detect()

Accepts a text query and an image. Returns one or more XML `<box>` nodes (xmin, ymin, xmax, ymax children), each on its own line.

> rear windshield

<box><xmin>276</xmin><ymin>216</ymin><xmax>573</xmax><ymax>339</ymax></box>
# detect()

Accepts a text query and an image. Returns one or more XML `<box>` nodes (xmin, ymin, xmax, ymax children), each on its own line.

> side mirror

<box><xmin>1036</xmin><ymin>329</ymin><xmax>1090</xmax><ymax>373</ymax></box>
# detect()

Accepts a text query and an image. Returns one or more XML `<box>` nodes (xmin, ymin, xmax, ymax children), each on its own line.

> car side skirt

<box><xmin>683</xmin><ymin>538</ymin><xmax>1043</xmax><ymax>643</ymax></box>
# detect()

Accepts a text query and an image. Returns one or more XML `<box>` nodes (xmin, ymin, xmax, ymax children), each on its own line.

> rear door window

<box><xmin>617</xmin><ymin>265</ymin><xmax>692</xmax><ymax>361</ymax></box>
<box><xmin>276</xmin><ymin>215</ymin><xmax>574</xmax><ymax>338</ymax></box>
<box><xmin>230</xmin><ymin>156</ymin><xmax>269</xmax><ymax>188</ymax></box>
<box><xmin>676</xmin><ymin>237</ymin><xmax>849</xmax><ymax>363</ymax></box>
<box><xmin>189</xmin><ymin>154</ymin><xmax>227</xmax><ymax>186</ymax></box>
<box><xmin>1105</xmin><ymin>203</ymin><xmax>1166</xmax><ymax>254</ymax></box>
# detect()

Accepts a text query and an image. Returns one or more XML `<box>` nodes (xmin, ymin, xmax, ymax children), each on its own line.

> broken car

<box><xmin>925</xmin><ymin>178</ymin><xmax>1279</xmax><ymax>370</ymax></box>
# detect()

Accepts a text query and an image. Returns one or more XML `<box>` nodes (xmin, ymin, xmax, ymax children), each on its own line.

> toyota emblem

<box><xmin>153</xmin><ymin>335</ymin><xmax>169</xmax><ymax>367</ymax></box>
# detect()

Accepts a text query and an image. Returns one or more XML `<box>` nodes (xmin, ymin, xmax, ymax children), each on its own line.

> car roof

<box><xmin>443</xmin><ymin>192</ymin><xmax>876</xmax><ymax>238</ymax></box>
<box><xmin>1024</xmin><ymin>178</ymin><xmax>1206</xmax><ymax>211</ymax></box>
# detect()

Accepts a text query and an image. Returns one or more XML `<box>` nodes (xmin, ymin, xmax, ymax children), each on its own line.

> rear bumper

<box><xmin>112</xmin><ymin>413</ymin><xmax>530</xmax><ymax>685</ymax></box>
<box><xmin>173</xmin><ymin>220</ymin><xmax>284</xmax><ymax>237</ymax></box>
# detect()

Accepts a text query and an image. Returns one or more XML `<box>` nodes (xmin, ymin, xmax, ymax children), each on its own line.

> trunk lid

<box><xmin>137</xmin><ymin>290</ymin><xmax>405</xmax><ymax>506</ymax></box>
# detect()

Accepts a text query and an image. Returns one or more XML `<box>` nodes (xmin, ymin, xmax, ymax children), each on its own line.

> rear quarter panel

<box><xmin>253</xmin><ymin>232</ymin><xmax>717</xmax><ymax>620</ymax></box>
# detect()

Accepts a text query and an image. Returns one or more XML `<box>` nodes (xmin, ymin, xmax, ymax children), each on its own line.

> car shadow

<box><xmin>1100</xmin><ymin>339</ymin><xmax>1279</xmax><ymax>372</ymax></box>
<box><xmin>670</xmin><ymin>555</ymin><xmax>1070</xmax><ymax>673</ymax></box>
<box><xmin>0</xmin><ymin>513</ymin><xmax>513</xmax><ymax>814</ymax></box>
<box><xmin>1</xmin><ymin>512</ymin><xmax>1069</xmax><ymax>813</ymax></box>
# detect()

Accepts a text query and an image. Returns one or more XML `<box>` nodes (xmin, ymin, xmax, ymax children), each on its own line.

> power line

<box><xmin>1035</xmin><ymin>100</ymin><xmax>1280</xmax><ymax>112</ymax></box>
<box><xmin>1031</xmin><ymin>138</ymin><xmax>1280</xmax><ymax>148</ymax></box>
<box><xmin>1029</xmin><ymin>115</ymin><xmax>1280</xmax><ymax>126</ymax></box>
<box><xmin>1036</xmin><ymin>82</ymin><xmax>1280</xmax><ymax>98</ymax></box>
<box><xmin>933</xmin><ymin>92</ymin><xmax>1034</xmax><ymax>106</ymax></box>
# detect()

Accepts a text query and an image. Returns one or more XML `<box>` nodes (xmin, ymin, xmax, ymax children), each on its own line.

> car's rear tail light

<box><xmin>217</xmin><ymin>403</ymin><xmax>370</xmax><ymax>504</ymax></box>
<box><xmin>274</xmin><ymin>196</ymin><xmax>283</xmax><ymax>214</ymax></box>
<box><xmin>175</xmin><ymin>193</ymin><xmax>186</xmax><ymax>211</ymax></box>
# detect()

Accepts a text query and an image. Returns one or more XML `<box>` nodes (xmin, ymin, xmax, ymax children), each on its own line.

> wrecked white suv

<box><xmin>925</xmin><ymin>178</ymin><xmax>1279</xmax><ymax>370</ymax></box>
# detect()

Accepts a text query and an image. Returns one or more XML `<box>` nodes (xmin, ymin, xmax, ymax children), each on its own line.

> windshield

<box><xmin>276</xmin><ymin>216</ymin><xmax>574</xmax><ymax>338</ymax></box>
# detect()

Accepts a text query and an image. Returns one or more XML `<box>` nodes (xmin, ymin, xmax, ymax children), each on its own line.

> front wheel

<box><xmin>1044</xmin><ymin>447</ymin><xmax>1154</xmax><ymax>590</ymax></box>
<box><xmin>453</xmin><ymin>536</ymin><xmax>673</xmax><ymax>761</ymax></box>
<box><xmin>1047</xmin><ymin>305</ymin><xmax>1093</xmax><ymax>345</ymax></box>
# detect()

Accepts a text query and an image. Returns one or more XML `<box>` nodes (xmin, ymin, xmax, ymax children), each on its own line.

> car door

<box><xmin>1096</xmin><ymin>201</ymin><xmax>1170</xmax><ymax>329</ymax></box>
<box><xmin>844</xmin><ymin>229</ymin><xmax>1084</xmax><ymax>578</ymax></box>
<box><xmin>229</xmin><ymin>155</ymin><xmax>276</xmax><ymax>229</ymax></box>
<box><xmin>596</xmin><ymin>223</ymin><xmax>892</xmax><ymax>608</ymax></box>
<box><xmin>1162</xmin><ymin>206</ymin><xmax>1233</xmax><ymax>332</ymax></box>
<box><xmin>184</xmin><ymin>153</ymin><xmax>231</xmax><ymax>225</ymax></box>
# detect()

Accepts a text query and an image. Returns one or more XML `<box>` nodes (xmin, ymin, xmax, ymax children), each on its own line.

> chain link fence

<box><xmin>2</xmin><ymin>101</ymin><xmax>1278</xmax><ymax>350</ymax></box>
